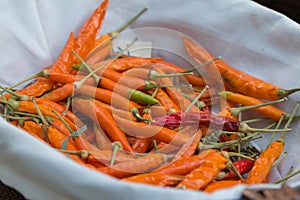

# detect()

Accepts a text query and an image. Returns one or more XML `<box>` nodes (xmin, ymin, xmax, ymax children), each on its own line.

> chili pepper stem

<box><xmin>7</xmin><ymin>72</ymin><xmax>42</xmax><ymax>90</ymax></box>
<box><xmin>268</xmin><ymin>114</ymin><xmax>285</xmax><ymax>147</ymax></box>
<box><xmin>109</xmin><ymin>7</ymin><xmax>148</xmax><ymax>38</ymax></box>
<box><xmin>185</xmin><ymin>85</ymin><xmax>209</xmax><ymax>112</ymax></box>
<box><xmin>152</xmin><ymin>140</ymin><xmax>158</xmax><ymax>153</ymax></box>
<box><xmin>110</xmin><ymin>141</ymin><xmax>122</xmax><ymax>166</ymax></box>
<box><xmin>183</xmin><ymin>57</ymin><xmax>222</xmax><ymax>73</ymax></box>
<box><xmin>57</xmin><ymin>149</ymin><xmax>90</xmax><ymax>160</ymax></box>
<box><xmin>72</xmin><ymin>50</ymin><xmax>101</xmax><ymax>83</ymax></box>
<box><xmin>229</xmin><ymin>97</ymin><xmax>287</xmax><ymax>117</ymax></box>
<box><xmin>51</xmin><ymin>110</ymin><xmax>74</xmax><ymax>133</ymax></box>
<box><xmin>181</xmin><ymin>93</ymin><xmax>206</xmax><ymax>109</ymax></box>
<box><xmin>149</xmin><ymin>71</ymin><xmax>193</xmax><ymax>81</ymax></box>
<box><xmin>63</xmin><ymin>96</ymin><xmax>71</xmax><ymax>116</ymax></box>
<box><xmin>238</xmin><ymin>122</ymin><xmax>291</xmax><ymax>133</ymax></box>
<box><xmin>272</xmin><ymin>169</ymin><xmax>300</xmax><ymax>184</ymax></box>
<box><xmin>242</xmin><ymin>117</ymin><xmax>272</xmax><ymax>124</ymax></box>
<box><xmin>282</xmin><ymin>166</ymin><xmax>294</xmax><ymax>186</ymax></box>
<box><xmin>0</xmin><ymin>86</ymin><xmax>29</xmax><ymax>101</ymax></box>
<box><xmin>130</xmin><ymin>107</ymin><xmax>152</xmax><ymax>123</ymax></box>
<box><xmin>32</xmin><ymin>97</ymin><xmax>49</xmax><ymax>127</ymax></box>
<box><xmin>278</xmin><ymin>88</ymin><xmax>300</xmax><ymax>99</ymax></box>
<box><xmin>222</xmin><ymin>151</ymin><xmax>244</xmax><ymax>180</ymax></box>
<box><xmin>0</xmin><ymin>114</ymin><xmax>37</xmax><ymax>121</ymax></box>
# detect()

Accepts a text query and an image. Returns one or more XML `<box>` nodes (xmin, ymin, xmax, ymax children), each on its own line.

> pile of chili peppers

<box><xmin>1</xmin><ymin>0</ymin><xmax>300</xmax><ymax>194</ymax></box>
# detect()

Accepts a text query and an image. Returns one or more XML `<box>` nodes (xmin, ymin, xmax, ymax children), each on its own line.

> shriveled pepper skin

<box><xmin>152</xmin><ymin>112</ymin><xmax>240</xmax><ymax>132</ymax></box>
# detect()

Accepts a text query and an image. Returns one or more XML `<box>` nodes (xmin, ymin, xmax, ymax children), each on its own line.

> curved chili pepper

<box><xmin>85</xmin><ymin>6</ymin><xmax>148</xmax><ymax>64</ymax></box>
<box><xmin>182</xmin><ymin>36</ymin><xmax>300</xmax><ymax>100</ymax></box>
<box><xmin>73</xmin><ymin>98</ymin><xmax>134</xmax><ymax>154</ymax></box>
<box><xmin>246</xmin><ymin>137</ymin><xmax>284</xmax><ymax>184</ymax></box>
<box><xmin>77</xmin><ymin>84</ymin><xmax>140</xmax><ymax>110</ymax></box>
<box><xmin>97</xmin><ymin>153</ymin><xmax>169</xmax><ymax>179</ymax></box>
<box><xmin>176</xmin><ymin>152</ymin><xmax>228</xmax><ymax>190</ymax></box>
<box><xmin>42</xmin><ymin>83</ymin><xmax>75</xmax><ymax>102</ymax></box>
<box><xmin>204</xmin><ymin>180</ymin><xmax>243</xmax><ymax>193</ymax></box>
<box><xmin>151</xmin><ymin>112</ymin><xmax>240</xmax><ymax>132</ymax></box>
<box><xmin>93</xmin><ymin>123</ymin><xmax>112</xmax><ymax>150</ymax></box>
<box><xmin>153</xmin><ymin>149</ymin><xmax>216</xmax><ymax>175</ymax></box>
<box><xmin>146</xmin><ymin>88</ymin><xmax>180</xmax><ymax>113</ymax></box>
<box><xmin>219</xmin><ymin>91</ymin><xmax>287</xmax><ymax>121</ymax></box>
<box><xmin>51</xmin><ymin>32</ymin><xmax>75</xmax><ymax>73</ymax></box>
<box><xmin>86</xmin><ymin>56</ymin><xmax>163</xmax><ymax>72</ymax></box>
<box><xmin>113</xmin><ymin>115</ymin><xmax>189</xmax><ymax>147</ymax></box>
<box><xmin>15</xmin><ymin>78</ymin><xmax>57</xmax><ymax>97</ymax></box>
<box><xmin>217</xmin><ymin>159</ymin><xmax>255</xmax><ymax>180</ymax></box>
<box><xmin>122</xmin><ymin>173</ymin><xmax>183</xmax><ymax>187</ymax></box>
<box><xmin>72</xmin><ymin>0</ymin><xmax>109</xmax><ymax>66</ymax></box>
<box><xmin>154</xmin><ymin>68</ymin><xmax>200</xmax><ymax>112</ymax></box>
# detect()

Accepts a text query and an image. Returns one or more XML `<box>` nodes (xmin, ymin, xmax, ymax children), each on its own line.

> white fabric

<box><xmin>0</xmin><ymin>0</ymin><xmax>300</xmax><ymax>199</ymax></box>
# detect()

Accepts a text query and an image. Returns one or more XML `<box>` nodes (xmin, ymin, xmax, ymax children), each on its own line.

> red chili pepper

<box><xmin>151</xmin><ymin>112</ymin><xmax>240</xmax><ymax>132</ymax></box>
<box><xmin>218</xmin><ymin>159</ymin><xmax>255</xmax><ymax>180</ymax></box>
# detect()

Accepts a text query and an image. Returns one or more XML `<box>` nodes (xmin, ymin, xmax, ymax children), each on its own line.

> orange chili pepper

<box><xmin>114</xmin><ymin>115</ymin><xmax>190</xmax><ymax>147</ymax></box>
<box><xmin>147</xmin><ymin>88</ymin><xmax>180</xmax><ymax>113</ymax></box>
<box><xmin>122</xmin><ymin>173</ymin><xmax>183</xmax><ymax>187</ymax></box>
<box><xmin>85</xmin><ymin>7</ymin><xmax>148</xmax><ymax>64</ymax></box>
<box><xmin>97</xmin><ymin>153</ymin><xmax>168</xmax><ymax>179</ymax></box>
<box><xmin>73</xmin><ymin>98</ymin><xmax>134</xmax><ymax>154</ymax></box>
<box><xmin>182</xmin><ymin>36</ymin><xmax>300</xmax><ymax>100</ymax></box>
<box><xmin>204</xmin><ymin>180</ymin><xmax>243</xmax><ymax>193</ymax></box>
<box><xmin>131</xmin><ymin>138</ymin><xmax>150</xmax><ymax>153</ymax></box>
<box><xmin>247</xmin><ymin>136</ymin><xmax>285</xmax><ymax>184</ymax></box>
<box><xmin>89</xmin><ymin>56</ymin><xmax>163</xmax><ymax>72</ymax></box>
<box><xmin>219</xmin><ymin>91</ymin><xmax>287</xmax><ymax>121</ymax></box>
<box><xmin>72</xmin><ymin>0</ymin><xmax>109</xmax><ymax>66</ymax></box>
<box><xmin>176</xmin><ymin>152</ymin><xmax>227</xmax><ymax>190</ymax></box>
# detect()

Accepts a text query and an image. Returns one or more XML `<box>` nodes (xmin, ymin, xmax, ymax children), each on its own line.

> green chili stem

<box><xmin>229</xmin><ymin>97</ymin><xmax>287</xmax><ymax>117</ymax></box>
<box><xmin>238</xmin><ymin>122</ymin><xmax>291</xmax><ymax>133</ymax></box>
<box><xmin>153</xmin><ymin>140</ymin><xmax>158</xmax><ymax>153</ymax></box>
<box><xmin>282</xmin><ymin>166</ymin><xmax>294</xmax><ymax>186</ymax></box>
<box><xmin>185</xmin><ymin>85</ymin><xmax>209</xmax><ymax>112</ymax></box>
<box><xmin>62</xmin><ymin>96</ymin><xmax>71</xmax><ymax>116</ymax></box>
<box><xmin>272</xmin><ymin>169</ymin><xmax>300</xmax><ymax>184</ymax></box>
<box><xmin>242</xmin><ymin>117</ymin><xmax>272</xmax><ymax>124</ymax></box>
<box><xmin>268</xmin><ymin>114</ymin><xmax>285</xmax><ymax>147</ymax></box>
<box><xmin>0</xmin><ymin>86</ymin><xmax>29</xmax><ymax>101</ymax></box>
<box><xmin>222</xmin><ymin>151</ymin><xmax>244</xmax><ymax>180</ymax></box>
<box><xmin>109</xmin><ymin>7</ymin><xmax>148</xmax><ymax>38</ymax></box>
<box><xmin>181</xmin><ymin>92</ymin><xmax>206</xmax><ymax>109</ymax></box>
<box><xmin>110</xmin><ymin>141</ymin><xmax>122</xmax><ymax>166</ymax></box>
<box><xmin>32</xmin><ymin>97</ymin><xmax>49</xmax><ymax>127</ymax></box>
<box><xmin>57</xmin><ymin>149</ymin><xmax>90</xmax><ymax>160</ymax></box>
<box><xmin>183</xmin><ymin>57</ymin><xmax>222</xmax><ymax>73</ymax></box>
<box><xmin>8</xmin><ymin>73</ymin><xmax>41</xmax><ymax>90</ymax></box>
<box><xmin>271</xmin><ymin>152</ymin><xmax>288</xmax><ymax>171</ymax></box>
<box><xmin>51</xmin><ymin>110</ymin><xmax>74</xmax><ymax>133</ymax></box>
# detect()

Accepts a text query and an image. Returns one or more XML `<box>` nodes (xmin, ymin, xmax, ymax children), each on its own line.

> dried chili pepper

<box><xmin>151</xmin><ymin>112</ymin><xmax>291</xmax><ymax>133</ymax></box>
<box><xmin>122</xmin><ymin>173</ymin><xmax>183</xmax><ymax>187</ymax></box>
<box><xmin>204</xmin><ymin>180</ymin><xmax>243</xmax><ymax>193</ymax></box>
<box><xmin>176</xmin><ymin>152</ymin><xmax>228</xmax><ymax>190</ymax></box>
<box><xmin>217</xmin><ymin>159</ymin><xmax>255</xmax><ymax>180</ymax></box>
<box><xmin>72</xmin><ymin>0</ymin><xmax>109</xmax><ymax>66</ymax></box>
<box><xmin>97</xmin><ymin>153</ymin><xmax>169</xmax><ymax>179</ymax></box>
<box><xmin>85</xmin><ymin>6</ymin><xmax>148</xmax><ymax>64</ymax></box>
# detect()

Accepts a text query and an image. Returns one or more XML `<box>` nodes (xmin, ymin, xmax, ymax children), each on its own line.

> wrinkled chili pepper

<box><xmin>72</xmin><ymin>0</ymin><xmax>109</xmax><ymax>66</ymax></box>
<box><xmin>97</xmin><ymin>153</ymin><xmax>169</xmax><ymax>179</ymax></box>
<box><xmin>217</xmin><ymin>159</ymin><xmax>255</xmax><ymax>180</ymax></box>
<box><xmin>176</xmin><ymin>152</ymin><xmax>228</xmax><ymax>190</ymax></box>
<box><xmin>151</xmin><ymin>112</ymin><xmax>240</xmax><ymax>132</ymax></box>
<box><xmin>122</xmin><ymin>173</ymin><xmax>183</xmax><ymax>187</ymax></box>
<box><xmin>204</xmin><ymin>180</ymin><xmax>243</xmax><ymax>193</ymax></box>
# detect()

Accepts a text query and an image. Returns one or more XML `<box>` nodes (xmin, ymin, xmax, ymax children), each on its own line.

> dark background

<box><xmin>253</xmin><ymin>0</ymin><xmax>300</xmax><ymax>23</ymax></box>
